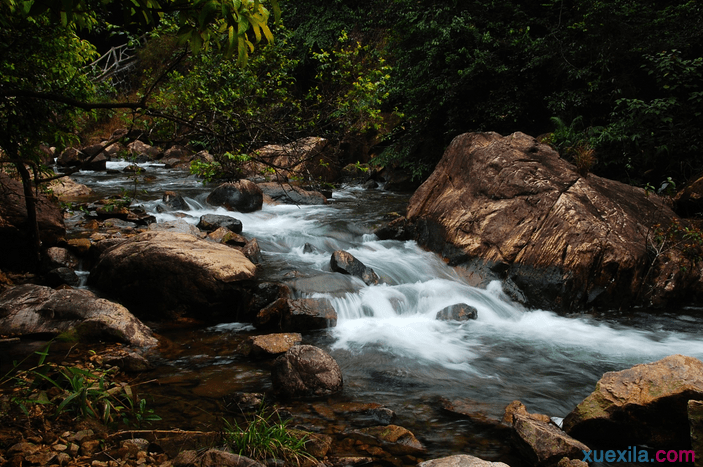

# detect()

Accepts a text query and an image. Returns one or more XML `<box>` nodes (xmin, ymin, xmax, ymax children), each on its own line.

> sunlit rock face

<box><xmin>89</xmin><ymin>231</ymin><xmax>256</xmax><ymax>321</ymax></box>
<box><xmin>378</xmin><ymin>131</ymin><xmax>703</xmax><ymax>311</ymax></box>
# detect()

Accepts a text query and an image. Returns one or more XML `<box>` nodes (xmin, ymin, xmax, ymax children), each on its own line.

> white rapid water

<box><xmin>72</xmin><ymin>169</ymin><xmax>703</xmax><ymax>419</ymax></box>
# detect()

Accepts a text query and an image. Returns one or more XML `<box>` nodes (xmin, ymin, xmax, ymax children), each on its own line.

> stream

<box><xmin>67</xmin><ymin>161</ymin><xmax>703</xmax><ymax>464</ymax></box>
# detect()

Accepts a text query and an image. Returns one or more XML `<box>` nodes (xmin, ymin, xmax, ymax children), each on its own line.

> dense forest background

<box><xmin>2</xmin><ymin>0</ymin><xmax>702</xmax><ymax>191</ymax></box>
<box><xmin>281</xmin><ymin>0</ymin><xmax>703</xmax><ymax>187</ymax></box>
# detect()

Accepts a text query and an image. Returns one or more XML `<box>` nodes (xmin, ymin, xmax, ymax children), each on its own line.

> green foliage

<box><xmin>222</xmin><ymin>404</ymin><xmax>313</xmax><ymax>465</ymax></box>
<box><xmin>0</xmin><ymin>10</ymin><xmax>98</xmax><ymax>166</ymax></box>
<box><xmin>593</xmin><ymin>50</ymin><xmax>703</xmax><ymax>182</ymax></box>
<box><xmin>0</xmin><ymin>0</ymin><xmax>280</xmax><ymax>66</ymax></box>
<box><xmin>1</xmin><ymin>343</ymin><xmax>160</xmax><ymax>427</ymax></box>
<box><xmin>152</xmin><ymin>25</ymin><xmax>394</xmax><ymax>181</ymax></box>
<box><xmin>547</xmin><ymin>116</ymin><xmax>598</xmax><ymax>175</ymax></box>
<box><xmin>307</xmin><ymin>31</ymin><xmax>391</xmax><ymax>134</ymax></box>
<box><xmin>368</xmin><ymin>0</ymin><xmax>702</xmax><ymax>185</ymax></box>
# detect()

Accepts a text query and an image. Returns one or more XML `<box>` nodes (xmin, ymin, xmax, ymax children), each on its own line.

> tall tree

<box><xmin>0</xmin><ymin>0</ymin><xmax>279</xmax><ymax>268</ymax></box>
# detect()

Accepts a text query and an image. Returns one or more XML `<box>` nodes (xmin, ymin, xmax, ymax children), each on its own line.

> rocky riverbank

<box><xmin>3</xmin><ymin>131</ymin><xmax>703</xmax><ymax>466</ymax></box>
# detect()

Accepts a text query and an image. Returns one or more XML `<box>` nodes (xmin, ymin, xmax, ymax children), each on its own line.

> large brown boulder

<box><xmin>89</xmin><ymin>231</ymin><xmax>256</xmax><ymax>320</ymax></box>
<box><xmin>0</xmin><ymin>173</ymin><xmax>66</xmax><ymax>270</ymax></box>
<box><xmin>0</xmin><ymin>284</ymin><xmax>157</xmax><ymax>348</ymax></box>
<box><xmin>377</xmin><ymin>131</ymin><xmax>702</xmax><ymax>311</ymax></box>
<box><xmin>271</xmin><ymin>345</ymin><xmax>343</xmax><ymax>398</ymax></box>
<box><xmin>563</xmin><ymin>354</ymin><xmax>703</xmax><ymax>449</ymax></box>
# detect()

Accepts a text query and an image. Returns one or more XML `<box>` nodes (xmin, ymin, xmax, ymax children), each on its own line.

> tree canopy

<box><xmin>0</xmin><ymin>0</ymin><xmax>280</xmax><ymax>266</ymax></box>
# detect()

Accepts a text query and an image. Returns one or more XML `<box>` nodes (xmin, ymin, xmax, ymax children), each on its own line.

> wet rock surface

<box><xmin>330</xmin><ymin>250</ymin><xmax>380</xmax><ymax>286</ymax></box>
<box><xmin>197</xmin><ymin>214</ymin><xmax>243</xmax><ymax>233</ymax></box>
<box><xmin>344</xmin><ymin>425</ymin><xmax>426</xmax><ymax>456</ymax></box>
<box><xmin>255</xmin><ymin>297</ymin><xmax>337</xmax><ymax>331</ymax></box>
<box><xmin>436</xmin><ymin>303</ymin><xmax>478</xmax><ymax>321</ymax></box>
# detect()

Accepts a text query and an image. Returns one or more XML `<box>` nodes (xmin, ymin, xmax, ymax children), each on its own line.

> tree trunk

<box><xmin>13</xmin><ymin>161</ymin><xmax>42</xmax><ymax>270</ymax></box>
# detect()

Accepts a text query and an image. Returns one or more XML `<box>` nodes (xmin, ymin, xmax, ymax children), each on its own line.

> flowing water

<box><xmin>67</xmin><ymin>162</ymin><xmax>703</xmax><ymax>463</ymax></box>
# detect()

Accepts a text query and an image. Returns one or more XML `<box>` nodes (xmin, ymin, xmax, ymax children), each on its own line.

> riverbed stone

<box><xmin>375</xmin><ymin>131</ymin><xmax>703</xmax><ymax>311</ymax></box>
<box><xmin>42</xmin><ymin>246</ymin><xmax>80</xmax><ymax>271</ymax></box>
<box><xmin>197</xmin><ymin>214</ymin><xmax>243</xmax><ymax>233</ymax></box>
<box><xmin>45</xmin><ymin>267</ymin><xmax>80</xmax><ymax>287</ymax></box>
<box><xmin>271</xmin><ymin>345</ymin><xmax>343</xmax><ymax>398</ymax></box>
<box><xmin>248</xmin><ymin>333</ymin><xmax>302</xmax><ymax>358</ymax></box>
<box><xmin>240</xmin><ymin>237</ymin><xmax>262</xmax><ymax>264</ymax></box>
<box><xmin>89</xmin><ymin>231</ymin><xmax>256</xmax><ymax>320</ymax></box>
<box><xmin>57</xmin><ymin>145</ymin><xmax>109</xmax><ymax>170</ymax></box>
<box><xmin>511</xmin><ymin>412</ymin><xmax>589</xmax><ymax>466</ymax></box>
<box><xmin>208</xmin><ymin>227</ymin><xmax>247</xmax><ymax>246</ymax></box>
<box><xmin>162</xmin><ymin>191</ymin><xmax>189</xmax><ymax>211</ymax></box>
<box><xmin>436</xmin><ymin>303</ymin><xmax>478</xmax><ymax>321</ymax></box>
<box><xmin>285</xmin><ymin>272</ymin><xmax>364</xmax><ymax>295</ymax></box>
<box><xmin>330</xmin><ymin>250</ymin><xmax>380</xmax><ymax>285</ymax></box>
<box><xmin>258</xmin><ymin>182</ymin><xmax>327</xmax><ymax>205</ymax></box>
<box><xmin>418</xmin><ymin>454</ymin><xmax>511</xmax><ymax>467</ymax></box>
<box><xmin>128</xmin><ymin>140</ymin><xmax>161</xmax><ymax>159</ymax></box>
<box><xmin>345</xmin><ymin>425</ymin><xmax>426</xmax><ymax>456</ymax></box>
<box><xmin>256</xmin><ymin>298</ymin><xmax>337</xmax><ymax>331</ymax></box>
<box><xmin>48</xmin><ymin>176</ymin><xmax>94</xmax><ymax>200</ymax></box>
<box><xmin>285</xmin><ymin>298</ymin><xmax>337</xmax><ymax>330</ymax></box>
<box><xmin>207</xmin><ymin>180</ymin><xmax>263</xmax><ymax>213</ymax></box>
<box><xmin>248</xmin><ymin>282</ymin><xmax>291</xmax><ymax>317</ymax></box>
<box><xmin>148</xmin><ymin>218</ymin><xmax>202</xmax><ymax>236</ymax></box>
<box><xmin>503</xmin><ymin>400</ymin><xmax>552</xmax><ymax>425</ymax></box>
<box><xmin>563</xmin><ymin>354</ymin><xmax>703</xmax><ymax>449</ymax></box>
<box><xmin>0</xmin><ymin>284</ymin><xmax>157</xmax><ymax>347</ymax></box>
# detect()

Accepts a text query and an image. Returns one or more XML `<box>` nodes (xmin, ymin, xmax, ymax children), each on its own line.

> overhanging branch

<box><xmin>0</xmin><ymin>89</ymin><xmax>146</xmax><ymax>110</ymax></box>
